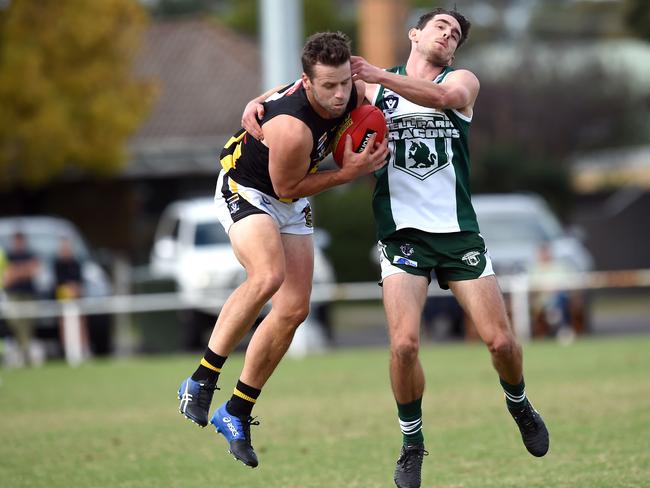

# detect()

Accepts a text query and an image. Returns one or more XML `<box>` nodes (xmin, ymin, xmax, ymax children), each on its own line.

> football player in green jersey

<box><xmin>350</xmin><ymin>8</ymin><xmax>549</xmax><ymax>487</ymax></box>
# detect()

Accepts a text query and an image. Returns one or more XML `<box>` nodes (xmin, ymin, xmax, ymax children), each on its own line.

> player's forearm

<box><xmin>376</xmin><ymin>71</ymin><xmax>452</xmax><ymax>108</ymax></box>
<box><xmin>273</xmin><ymin>169</ymin><xmax>351</xmax><ymax>199</ymax></box>
<box><xmin>254</xmin><ymin>84</ymin><xmax>286</xmax><ymax>104</ymax></box>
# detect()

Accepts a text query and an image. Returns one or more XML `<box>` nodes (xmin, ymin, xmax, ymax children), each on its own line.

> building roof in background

<box><xmin>462</xmin><ymin>39</ymin><xmax>650</xmax><ymax>93</ymax></box>
<box><xmin>572</xmin><ymin>145</ymin><xmax>650</xmax><ymax>192</ymax></box>
<box><xmin>127</xmin><ymin>19</ymin><xmax>261</xmax><ymax>178</ymax></box>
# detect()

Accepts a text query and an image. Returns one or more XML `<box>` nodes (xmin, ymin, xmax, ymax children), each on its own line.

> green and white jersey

<box><xmin>372</xmin><ymin>65</ymin><xmax>479</xmax><ymax>240</ymax></box>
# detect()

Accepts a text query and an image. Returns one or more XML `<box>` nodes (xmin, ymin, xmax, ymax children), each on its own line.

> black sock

<box><xmin>191</xmin><ymin>348</ymin><xmax>227</xmax><ymax>384</ymax></box>
<box><xmin>227</xmin><ymin>380</ymin><xmax>261</xmax><ymax>418</ymax></box>
<box><xmin>500</xmin><ymin>377</ymin><xmax>527</xmax><ymax>410</ymax></box>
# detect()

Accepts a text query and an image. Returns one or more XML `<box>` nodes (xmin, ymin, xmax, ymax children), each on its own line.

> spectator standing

<box><xmin>54</xmin><ymin>237</ymin><xmax>89</xmax><ymax>357</ymax></box>
<box><xmin>3</xmin><ymin>232</ymin><xmax>40</xmax><ymax>366</ymax></box>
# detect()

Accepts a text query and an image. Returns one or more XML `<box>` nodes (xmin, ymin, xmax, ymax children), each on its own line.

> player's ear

<box><xmin>408</xmin><ymin>27</ymin><xmax>419</xmax><ymax>42</ymax></box>
<box><xmin>301</xmin><ymin>72</ymin><xmax>310</xmax><ymax>90</ymax></box>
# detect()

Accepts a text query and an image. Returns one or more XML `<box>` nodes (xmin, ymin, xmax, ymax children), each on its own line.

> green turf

<box><xmin>1</xmin><ymin>336</ymin><xmax>649</xmax><ymax>487</ymax></box>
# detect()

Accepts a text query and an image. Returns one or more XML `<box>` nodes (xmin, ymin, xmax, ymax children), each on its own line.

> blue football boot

<box><xmin>210</xmin><ymin>402</ymin><xmax>260</xmax><ymax>468</ymax></box>
<box><xmin>178</xmin><ymin>376</ymin><xmax>218</xmax><ymax>427</ymax></box>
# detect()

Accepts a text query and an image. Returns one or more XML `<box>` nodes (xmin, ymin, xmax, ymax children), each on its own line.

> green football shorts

<box><xmin>377</xmin><ymin>228</ymin><xmax>494</xmax><ymax>289</ymax></box>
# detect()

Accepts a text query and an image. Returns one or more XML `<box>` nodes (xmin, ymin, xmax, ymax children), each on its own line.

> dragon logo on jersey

<box><xmin>408</xmin><ymin>141</ymin><xmax>437</xmax><ymax>168</ymax></box>
<box><xmin>388</xmin><ymin>113</ymin><xmax>459</xmax><ymax>180</ymax></box>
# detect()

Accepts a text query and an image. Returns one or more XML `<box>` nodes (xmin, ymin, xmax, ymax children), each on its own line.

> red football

<box><xmin>331</xmin><ymin>105</ymin><xmax>387</xmax><ymax>167</ymax></box>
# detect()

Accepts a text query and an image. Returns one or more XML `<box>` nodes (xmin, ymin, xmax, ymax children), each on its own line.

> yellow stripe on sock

<box><xmin>200</xmin><ymin>358</ymin><xmax>221</xmax><ymax>373</ymax></box>
<box><xmin>233</xmin><ymin>388</ymin><xmax>257</xmax><ymax>404</ymax></box>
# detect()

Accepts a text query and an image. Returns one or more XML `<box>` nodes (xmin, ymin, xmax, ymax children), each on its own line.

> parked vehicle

<box><xmin>473</xmin><ymin>193</ymin><xmax>593</xmax><ymax>275</ymax></box>
<box><xmin>0</xmin><ymin>216</ymin><xmax>113</xmax><ymax>355</ymax></box>
<box><xmin>149</xmin><ymin>197</ymin><xmax>335</xmax><ymax>349</ymax></box>
<box><xmin>473</xmin><ymin>193</ymin><xmax>594</xmax><ymax>335</ymax></box>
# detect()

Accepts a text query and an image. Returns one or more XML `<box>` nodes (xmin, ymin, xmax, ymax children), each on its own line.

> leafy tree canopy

<box><xmin>204</xmin><ymin>0</ymin><xmax>355</xmax><ymax>41</ymax></box>
<box><xmin>148</xmin><ymin>0</ymin><xmax>356</xmax><ymax>39</ymax></box>
<box><xmin>0</xmin><ymin>0</ymin><xmax>156</xmax><ymax>189</ymax></box>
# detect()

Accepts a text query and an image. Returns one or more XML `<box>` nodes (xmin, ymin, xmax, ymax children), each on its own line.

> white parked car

<box><xmin>0</xmin><ymin>216</ymin><xmax>113</xmax><ymax>355</ymax></box>
<box><xmin>473</xmin><ymin>193</ymin><xmax>594</xmax><ymax>335</ymax></box>
<box><xmin>149</xmin><ymin>197</ymin><xmax>335</xmax><ymax>348</ymax></box>
<box><xmin>473</xmin><ymin>193</ymin><xmax>593</xmax><ymax>275</ymax></box>
<box><xmin>0</xmin><ymin>216</ymin><xmax>112</xmax><ymax>299</ymax></box>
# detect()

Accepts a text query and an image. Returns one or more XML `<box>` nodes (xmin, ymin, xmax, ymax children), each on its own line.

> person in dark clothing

<box><xmin>177</xmin><ymin>31</ymin><xmax>388</xmax><ymax>469</ymax></box>
<box><xmin>4</xmin><ymin>231</ymin><xmax>40</xmax><ymax>366</ymax></box>
<box><xmin>54</xmin><ymin>237</ymin><xmax>82</xmax><ymax>300</ymax></box>
<box><xmin>54</xmin><ymin>237</ymin><xmax>89</xmax><ymax>357</ymax></box>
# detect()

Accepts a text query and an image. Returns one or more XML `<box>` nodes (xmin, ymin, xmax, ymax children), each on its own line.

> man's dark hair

<box><xmin>415</xmin><ymin>8</ymin><xmax>471</xmax><ymax>48</ymax></box>
<box><xmin>301</xmin><ymin>31</ymin><xmax>351</xmax><ymax>79</ymax></box>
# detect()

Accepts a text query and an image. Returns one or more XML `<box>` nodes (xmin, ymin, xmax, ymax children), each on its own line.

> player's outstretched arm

<box><xmin>351</xmin><ymin>55</ymin><xmax>479</xmax><ymax>113</ymax></box>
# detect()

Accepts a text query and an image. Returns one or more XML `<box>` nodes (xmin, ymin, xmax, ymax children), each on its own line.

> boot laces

<box><xmin>397</xmin><ymin>445</ymin><xmax>428</xmax><ymax>472</ymax></box>
<box><xmin>239</xmin><ymin>416</ymin><xmax>260</xmax><ymax>447</ymax></box>
<box><xmin>196</xmin><ymin>382</ymin><xmax>218</xmax><ymax>411</ymax></box>
<box><xmin>515</xmin><ymin>403</ymin><xmax>539</xmax><ymax>433</ymax></box>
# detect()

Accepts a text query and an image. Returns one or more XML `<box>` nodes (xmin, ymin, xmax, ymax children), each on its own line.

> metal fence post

<box><xmin>112</xmin><ymin>254</ymin><xmax>133</xmax><ymax>355</ymax></box>
<box><xmin>62</xmin><ymin>302</ymin><xmax>83</xmax><ymax>366</ymax></box>
<box><xmin>510</xmin><ymin>274</ymin><xmax>531</xmax><ymax>341</ymax></box>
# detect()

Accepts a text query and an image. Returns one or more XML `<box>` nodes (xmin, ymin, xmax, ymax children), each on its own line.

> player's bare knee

<box><xmin>247</xmin><ymin>271</ymin><xmax>284</xmax><ymax>301</ymax></box>
<box><xmin>286</xmin><ymin>304</ymin><xmax>310</xmax><ymax>328</ymax></box>
<box><xmin>391</xmin><ymin>338</ymin><xmax>420</xmax><ymax>364</ymax></box>
<box><xmin>486</xmin><ymin>333</ymin><xmax>518</xmax><ymax>360</ymax></box>
<box><xmin>274</xmin><ymin>302</ymin><xmax>310</xmax><ymax>329</ymax></box>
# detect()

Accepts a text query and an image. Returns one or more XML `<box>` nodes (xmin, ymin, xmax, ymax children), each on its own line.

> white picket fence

<box><xmin>1</xmin><ymin>268</ymin><xmax>650</xmax><ymax>366</ymax></box>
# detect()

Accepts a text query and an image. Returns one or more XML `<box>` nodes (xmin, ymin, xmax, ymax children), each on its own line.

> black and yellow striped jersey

<box><xmin>220</xmin><ymin>80</ymin><xmax>358</xmax><ymax>200</ymax></box>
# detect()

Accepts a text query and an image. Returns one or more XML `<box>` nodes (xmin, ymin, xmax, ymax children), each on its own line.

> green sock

<box><xmin>397</xmin><ymin>397</ymin><xmax>424</xmax><ymax>446</ymax></box>
<box><xmin>500</xmin><ymin>377</ymin><xmax>527</xmax><ymax>410</ymax></box>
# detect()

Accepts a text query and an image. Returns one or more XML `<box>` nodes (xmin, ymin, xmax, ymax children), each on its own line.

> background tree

<box><xmin>623</xmin><ymin>0</ymin><xmax>650</xmax><ymax>40</ymax></box>
<box><xmin>151</xmin><ymin>0</ymin><xmax>217</xmax><ymax>17</ymax></box>
<box><xmin>0</xmin><ymin>0</ymin><xmax>155</xmax><ymax>189</ymax></box>
<box><xmin>215</xmin><ymin>0</ymin><xmax>356</xmax><ymax>41</ymax></box>
<box><xmin>313</xmin><ymin>181</ymin><xmax>377</xmax><ymax>282</ymax></box>
<box><xmin>470</xmin><ymin>55</ymin><xmax>646</xmax><ymax>213</ymax></box>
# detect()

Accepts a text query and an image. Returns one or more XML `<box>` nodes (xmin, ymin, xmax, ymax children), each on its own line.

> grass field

<box><xmin>1</xmin><ymin>336</ymin><xmax>649</xmax><ymax>487</ymax></box>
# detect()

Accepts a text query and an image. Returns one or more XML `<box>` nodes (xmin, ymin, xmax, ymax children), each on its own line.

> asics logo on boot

<box><xmin>222</xmin><ymin>417</ymin><xmax>240</xmax><ymax>438</ymax></box>
<box><xmin>179</xmin><ymin>385</ymin><xmax>192</xmax><ymax>411</ymax></box>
